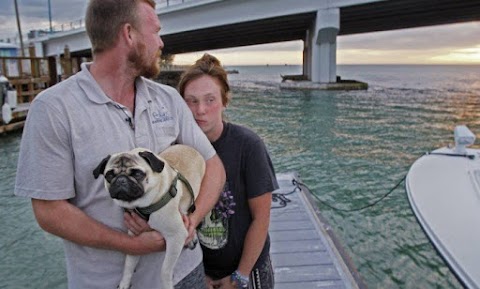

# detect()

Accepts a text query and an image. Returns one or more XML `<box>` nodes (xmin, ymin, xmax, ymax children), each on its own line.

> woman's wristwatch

<box><xmin>231</xmin><ymin>270</ymin><xmax>249</xmax><ymax>288</ymax></box>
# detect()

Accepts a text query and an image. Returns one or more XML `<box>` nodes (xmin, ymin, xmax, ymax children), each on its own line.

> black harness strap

<box><xmin>134</xmin><ymin>170</ymin><xmax>196</xmax><ymax>220</ymax></box>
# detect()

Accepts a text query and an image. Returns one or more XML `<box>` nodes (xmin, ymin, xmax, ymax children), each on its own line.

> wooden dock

<box><xmin>0</xmin><ymin>103</ymin><xmax>29</xmax><ymax>134</ymax></box>
<box><xmin>0</xmin><ymin>45</ymin><xmax>84</xmax><ymax>134</ymax></box>
<box><xmin>270</xmin><ymin>172</ymin><xmax>367</xmax><ymax>289</ymax></box>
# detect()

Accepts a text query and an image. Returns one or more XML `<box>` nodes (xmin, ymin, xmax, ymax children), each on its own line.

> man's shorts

<box><xmin>175</xmin><ymin>262</ymin><xmax>207</xmax><ymax>289</ymax></box>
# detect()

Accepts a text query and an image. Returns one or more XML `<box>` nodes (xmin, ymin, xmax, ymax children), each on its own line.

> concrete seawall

<box><xmin>280</xmin><ymin>75</ymin><xmax>368</xmax><ymax>90</ymax></box>
<box><xmin>155</xmin><ymin>71</ymin><xmax>368</xmax><ymax>91</ymax></box>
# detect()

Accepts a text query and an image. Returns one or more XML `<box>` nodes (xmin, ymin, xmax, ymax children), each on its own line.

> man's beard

<box><xmin>128</xmin><ymin>40</ymin><xmax>161</xmax><ymax>79</ymax></box>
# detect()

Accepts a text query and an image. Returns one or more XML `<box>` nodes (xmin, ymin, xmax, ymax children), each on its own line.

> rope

<box><xmin>271</xmin><ymin>193</ymin><xmax>291</xmax><ymax>209</ymax></box>
<box><xmin>270</xmin><ymin>175</ymin><xmax>405</xmax><ymax>211</ymax></box>
<box><xmin>427</xmin><ymin>151</ymin><xmax>475</xmax><ymax>160</ymax></box>
<box><xmin>271</xmin><ymin>184</ymin><xmax>298</xmax><ymax>209</ymax></box>
<box><xmin>295</xmin><ymin>176</ymin><xmax>406</xmax><ymax>212</ymax></box>
<box><xmin>271</xmin><ymin>149</ymin><xmax>475</xmax><ymax>212</ymax></box>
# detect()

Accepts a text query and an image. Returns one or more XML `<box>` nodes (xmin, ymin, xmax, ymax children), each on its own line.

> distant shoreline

<box><xmin>220</xmin><ymin>63</ymin><xmax>480</xmax><ymax>67</ymax></box>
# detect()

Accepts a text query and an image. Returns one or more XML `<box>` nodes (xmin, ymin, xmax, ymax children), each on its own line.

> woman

<box><xmin>178</xmin><ymin>54</ymin><xmax>278</xmax><ymax>289</ymax></box>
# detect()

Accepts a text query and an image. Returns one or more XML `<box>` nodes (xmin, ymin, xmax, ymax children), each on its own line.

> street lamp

<box><xmin>48</xmin><ymin>0</ymin><xmax>53</xmax><ymax>33</ymax></box>
<box><xmin>13</xmin><ymin>0</ymin><xmax>25</xmax><ymax>56</ymax></box>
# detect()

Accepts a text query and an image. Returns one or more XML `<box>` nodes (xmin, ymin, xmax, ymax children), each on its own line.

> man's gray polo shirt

<box><xmin>15</xmin><ymin>63</ymin><xmax>216</xmax><ymax>289</ymax></box>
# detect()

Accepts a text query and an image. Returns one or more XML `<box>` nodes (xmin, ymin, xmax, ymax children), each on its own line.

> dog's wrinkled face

<box><xmin>104</xmin><ymin>155</ymin><xmax>147</xmax><ymax>202</ymax></box>
<box><xmin>93</xmin><ymin>149</ymin><xmax>165</xmax><ymax>204</ymax></box>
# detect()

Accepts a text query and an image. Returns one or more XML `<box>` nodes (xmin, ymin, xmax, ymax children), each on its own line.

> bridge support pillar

<box><xmin>305</xmin><ymin>8</ymin><xmax>339</xmax><ymax>83</ymax></box>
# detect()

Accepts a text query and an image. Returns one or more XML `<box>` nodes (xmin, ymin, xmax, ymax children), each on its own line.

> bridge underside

<box><xmin>340</xmin><ymin>0</ymin><xmax>480</xmax><ymax>35</ymax></box>
<box><xmin>161</xmin><ymin>0</ymin><xmax>480</xmax><ymax>55</ymax></box>
<box><xmin>70</xmin><ymin>0</ymin><xmax>480</xmax><ymax>58</ymax></box>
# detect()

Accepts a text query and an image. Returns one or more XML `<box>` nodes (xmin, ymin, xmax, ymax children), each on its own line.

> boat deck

<box><xmin>270</xmin><ymin>172</ymin><xmax>366</xmax><ymax>289</ymax></box>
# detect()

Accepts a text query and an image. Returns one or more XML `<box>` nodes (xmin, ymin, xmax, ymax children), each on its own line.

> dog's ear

<box><xmin>139</xmin><ymin>151</ymin><xmax>165</xmax><ymax>173</ymax></box>
<box><xmin>93</xmin><ymin>155</ymin><xmax>111</xmax><ymax>179</ymax></box>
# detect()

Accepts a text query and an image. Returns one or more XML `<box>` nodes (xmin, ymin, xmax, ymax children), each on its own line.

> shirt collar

<box><xmin>134</xmin><ymin>77</ymin><xmax>153</xmax><ymax>113</ymax></box>
<box><xmin>77</xmin><ymin>62</ymin><xmax>111</xmax><ymax>105</ymax></box>
<box><xmin>77</xmin><ymin>62</ymin><xmax>153</xmax><ymax>112</ymax></box>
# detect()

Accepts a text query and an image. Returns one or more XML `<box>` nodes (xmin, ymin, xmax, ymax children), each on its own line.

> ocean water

<box><xmin>1</xmin><ymin>64</ymin><xmax>480</xmax><ymax>288</ymax></box>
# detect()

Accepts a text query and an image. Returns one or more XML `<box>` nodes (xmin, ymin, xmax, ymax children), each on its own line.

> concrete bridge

<box><xmin>34</xmin><ymin>0</ymin><xmax>480</xmax><ymax>83</ymax></box>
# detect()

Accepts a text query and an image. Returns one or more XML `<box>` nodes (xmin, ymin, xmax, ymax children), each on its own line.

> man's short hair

<box><xmin>85</xmin><ymin>0</ymin><xmax>156</xmax><ymax>54</ymax></box>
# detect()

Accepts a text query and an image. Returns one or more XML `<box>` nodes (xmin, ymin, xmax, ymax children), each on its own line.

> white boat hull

<box><xmin>406</xmin><ymin>147</ymin><xmax>480</xmax><ymax>289</ymax></box>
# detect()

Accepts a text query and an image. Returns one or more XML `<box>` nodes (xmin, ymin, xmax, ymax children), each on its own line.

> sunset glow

<box><xmin>430</xmin><ymin>46</ymin><xmax>480</xmax><ymax>64</ymax></box>
<box><xmin>176</xmin><ymin>46</ymin><xmax>480</xmax><ymax>66</ymax></box>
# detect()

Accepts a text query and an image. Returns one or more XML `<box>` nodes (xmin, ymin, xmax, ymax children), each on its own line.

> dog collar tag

<box><xmin>169</xmin><ymin>185</ymin><xmax>177</xmax><ymax>198</ymax></box>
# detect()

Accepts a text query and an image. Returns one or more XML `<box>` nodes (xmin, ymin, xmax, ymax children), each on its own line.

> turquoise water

<box><xmin>2</xmin><ymin>65</ymin><xmax>480</xmax><ymax>288</ymax></box>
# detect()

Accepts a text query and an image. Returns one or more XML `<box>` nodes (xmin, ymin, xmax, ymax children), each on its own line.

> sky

<box><xmin>1</xmin><ymin>0</ymin><xmax>480</xmax><ymax>65</ymax></box>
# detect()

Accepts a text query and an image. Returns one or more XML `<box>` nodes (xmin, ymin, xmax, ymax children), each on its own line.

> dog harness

<box><xmin>133</xmin><ymin>170</ymin><xmax>196</xmax><ymax>221</ymax></box>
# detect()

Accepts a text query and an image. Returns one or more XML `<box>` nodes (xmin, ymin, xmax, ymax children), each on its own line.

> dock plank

<box><xmin>270</xmin><ymin>229</ymin><xmax>322</xmax><ymax>242</ymax></box>
<box><xmin>274</xmin><ymin>265</ymin><xmax>342</xmax><ymax>283</ymax></box>
<box><xmin>269</xmin><ymin>220</ymin><xmax>315</xmax><ymax>231</ymax></box>
<box><xmin>269</xmin><ymin>172</ymin><xmax>366</xmax><ymax>289</ymax></box>
<box><xmin>270</xmin><ymin>239</ymin><xmax>326</xmax><ymax>253</ymax></box>
<box><xmin>271</xmin><ymin>211</ymin><xmax>310</xmax><ymax>222</ymax></box>
<box><xmin>272</xmin><ymin>251</ymin><xmax>334</xmax><ymax>266</ymax></box>
<box><xmin>275</xmin><ymin>281</ymin><xmax>346</xmax><ymax>289</ymax></box>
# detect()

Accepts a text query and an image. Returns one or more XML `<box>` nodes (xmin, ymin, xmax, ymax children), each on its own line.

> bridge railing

<box><xmin>48</xmin><ymin>0</ymin><xmax>198</xmax><ymax>34</ymax></box>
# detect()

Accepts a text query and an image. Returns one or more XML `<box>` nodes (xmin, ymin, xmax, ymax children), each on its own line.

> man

<box><xmin>14</xmin><ymin>0</ymin><xmax>225</xmax><ymax>288</ymax></box>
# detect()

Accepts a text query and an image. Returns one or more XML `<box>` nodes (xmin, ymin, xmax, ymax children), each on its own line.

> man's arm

<box><xmin>32</xmin><ymin>199</ymin><xmax>165</xmax><ymax>255</ymax></box>
<box><xmin>187</xmin><ymin>154</ymin><xmax>225</xmax><ymax>235</ymax></box>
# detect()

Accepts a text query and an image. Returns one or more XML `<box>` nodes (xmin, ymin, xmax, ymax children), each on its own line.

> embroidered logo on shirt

<box><xmin>151</xmin><ymin>110</ymin><xmax>173</xmax><ymax>124</ymax></box>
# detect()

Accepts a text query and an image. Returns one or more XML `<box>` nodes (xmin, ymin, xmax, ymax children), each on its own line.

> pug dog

<box><xmin>93</xmin><ymin>144</ymin><xmax>205</xmax><ymax>289</ymax></box>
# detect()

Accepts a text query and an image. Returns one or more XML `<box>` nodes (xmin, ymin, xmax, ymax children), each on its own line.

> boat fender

<box><xmin>7</xmin><ymin>90</ymin><xmax>17</xmax><ymax>109</ymax></box>
<box><xmin>2</xmin><ymin>102</ymin><xmax>12</xmax><ymax>124</ymax></box>
<box><xmin>454</xmin><ymin>125</ymin><xmax>475</xmax><ymax>154</ymax></box>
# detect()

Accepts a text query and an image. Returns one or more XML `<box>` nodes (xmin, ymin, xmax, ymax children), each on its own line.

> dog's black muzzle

<box><xmin>109</xmin><ymin>175</ymin><xmax>144</xmax><ymax>202</ymax></box>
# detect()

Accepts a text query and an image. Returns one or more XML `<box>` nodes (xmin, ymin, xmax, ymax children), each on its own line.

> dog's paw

<box><xmin>186</xmin><ymin>237</ymin><xmax>198</xmax><ymax>250</ymax></box>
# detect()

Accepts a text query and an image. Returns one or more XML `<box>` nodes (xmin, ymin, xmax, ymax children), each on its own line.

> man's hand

<box><xmin>131</xmin><ymin>230</ymin><xmax>166</xmax><ymax>254</ymax></box>
<box><xmin>124</xmin><ymin>211</ymin><xmax>166</xmax><ymax>254</ymax></box>
<box><xmin>124</xmin><ymin>211</ymin><xmax>151</xmax><ymax>235</ymax></box>
<box><xmin>124</xmin><ymin>211</ymin><xmax>195</xmax><ymax>248</ymax></box>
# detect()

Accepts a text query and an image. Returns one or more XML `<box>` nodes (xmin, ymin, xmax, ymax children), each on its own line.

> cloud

<box><xmin>180</xmin><ymin>22</ymin><xmax>480</xmax><ymax>55</ymax></box>
<box><xmin>1</xmin><ymin>1</ymin><xmax>479</xmax><ymax>64</ymax></box>
<box><xmin>338</xmin><ymin>22</ymin><xmax>480</xmax><ymax>51</ymax></box>
<box><xmin>429</xmin><ymin>45</ymin><xmax>480</xmax><ymax>64</ymax></box>
<box><xmin>0</xmin><ymin>0</ymin><xmax>86</xmax><ymax>18</ymax></box>
<box><xmin>0</xmin><ymin>0</ymin><xmax>87</xmax><ymax>39</ymax></box>
<box><xmin>215</xmin><ymin>41</ymin><xmax>303</xmax><ymax>53</ymax></box>
<box><xmin>175</xmin><ymin>50</ymin><xmax>303</xmax><ymax>65</ymax></box>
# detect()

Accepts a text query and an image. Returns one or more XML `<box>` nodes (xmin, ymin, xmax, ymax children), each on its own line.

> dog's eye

<box><xmin>105</xmin><ymin>171</ymin><xmax>115</xmax><ymax>183</ymax></box>
<box><xmin>130</xmin><ymin>169</ymin><xmax>146</xmax><ymax>181</ymax></box>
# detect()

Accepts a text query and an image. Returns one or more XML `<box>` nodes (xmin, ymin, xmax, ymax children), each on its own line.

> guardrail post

<box><xmin>48</xmin><ymin>56</ymin><xmax>58</xmax><ymax>86</ymax></box>
<box><xmin>63</xmin><ymin>45</ymin><xmax>73</xmax><ymax>79</ymax></box>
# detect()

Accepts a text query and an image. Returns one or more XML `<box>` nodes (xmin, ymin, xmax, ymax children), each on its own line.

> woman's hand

<box><xmin>210</xmin><ymin>275</ymin><xmax>237</xmax><ymax>289</ymax></box>
<box><xmin>206</xmin><ymin>275</ymin><xmax>216</xmax><ymax>289</ymax></box>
